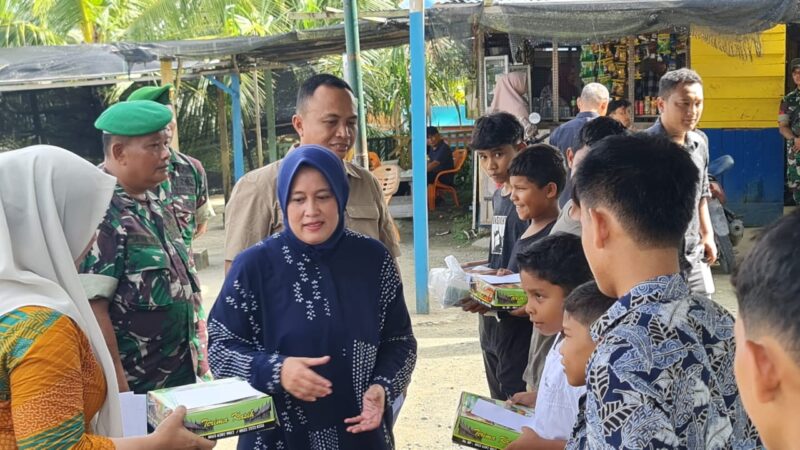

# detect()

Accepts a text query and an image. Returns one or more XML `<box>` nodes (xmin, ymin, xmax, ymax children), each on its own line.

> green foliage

<box><xmin>448</xmin><ymin>212</ymin><xmax>474</xmax><ymax>244</ymax></box>
<box><xmin>314</xmin><ymin>37</ymin><xmax>471</xmax><ymax>136</ymax></box>
<box><xmin>1</xmin><ymin>0</ymin><xmax>401</xmax><ymax>46</ymax></box>
<box><xmin>0</xmin><ymin>0</ymin><xmax>67</xmax><ymax>46</ymax></box>
<box><xmin>1</xmin><ymin>0</ymin><xmax>474</xmax><ymax>192</ymax></box>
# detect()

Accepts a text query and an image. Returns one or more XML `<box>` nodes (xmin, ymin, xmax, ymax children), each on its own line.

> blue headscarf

<box><xmin>277</xmin><ymin>145</ymin><xmax>350</xmax><ymax>254</ymax></box>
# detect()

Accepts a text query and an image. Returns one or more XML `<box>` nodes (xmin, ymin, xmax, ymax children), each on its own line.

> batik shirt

<box><xmin>0</xmin><ymin>307</ymin><xmax>113</xmax><ymax>449</ymax></box>
<box><xmin>208</xmin><ymin>230</ymin><xmax>416</xmax><ymax>450</ymax></box>
<box><xmin>579</xmin><ymin>274</ymin><xmax>762</xmax><ymax>449</ymax></box>
<box><xmin>79</xmin><ymin>184</ymin><xmax>198</xmax><ymax>394</ymax></box>
<box><xmin>564</xmin><ymin>394</ymin><xmax>587</xmax><ymax>450</ymax></box>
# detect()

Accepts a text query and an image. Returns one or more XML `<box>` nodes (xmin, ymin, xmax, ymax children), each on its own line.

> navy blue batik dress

<box><xmin>208</xmin><ymin>229</ymin><xmax>416</xmax><ymax>449</ymax></box>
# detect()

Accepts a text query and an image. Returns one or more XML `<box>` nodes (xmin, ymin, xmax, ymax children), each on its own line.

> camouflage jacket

<box><xmin>159</xmin><ymin>149</ymin><xmax>213</xmax><ymax>254</ymax></box>
<box><xmin>79</xmin><ymin>183</ymin><xmax>199</xmax><ymax>394</ymax></box>
<box><xmin>780</xmin><ymin>89</ymin><xmax>800</xmax><ymax>144</ymax></box>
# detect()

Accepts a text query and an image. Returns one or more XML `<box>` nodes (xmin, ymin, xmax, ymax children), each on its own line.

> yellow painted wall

<box><xmin>692</xmin><ymin>25</ymin><xmax>786</xmax><ymax>129</ymax></box>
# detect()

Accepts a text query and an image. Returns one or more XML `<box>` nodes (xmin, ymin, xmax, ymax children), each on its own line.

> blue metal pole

<box><xmin>230</xmin><ymin>73</ymin><xmax>244</xmax><ymax>182</ymax></box>
<box><xmin>409</xmin><ymin>0</ymin><xmax>429</xmax><ymax>314</ymax></box>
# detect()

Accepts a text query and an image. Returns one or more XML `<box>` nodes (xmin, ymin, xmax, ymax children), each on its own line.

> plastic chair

<box><xmin>371</xmin><ymin>164</ymin><xmax>400</xmax><ymax>204</ymax></box>
<box><xmin>428</xmin><ymin>148</ymin><xmax>468</xmax><ymax>211</ymax></box>
<box><xmin>368</xmin><ymin>151</ymin><xmax>382</xmax><ymax>171</ymax></box>
<box><xmin>371</xmin><ymin>164</ymin><xmax>402</xmax><ymax>242</ymax></box>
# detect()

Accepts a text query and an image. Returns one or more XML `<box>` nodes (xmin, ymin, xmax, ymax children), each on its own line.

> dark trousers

<box><xmin>479</xmin><ymin>313</ymin><xmax>533</xmax><ymax>400</ymax></box>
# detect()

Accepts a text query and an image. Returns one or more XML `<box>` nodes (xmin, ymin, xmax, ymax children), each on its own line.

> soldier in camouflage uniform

<box><xmin>779</xmin><ymin>58</ymin><xmax>800</xmax><ymax>204</ymax></box>
<box><xmin>80</xmin><ymin>101</ymin><xmax>199</xmax><ymax>394</ymax></box>
<box><xmin>128</xmin><ymin>84</ymin><xmax>214</xmax><ymax>378</ymax></box>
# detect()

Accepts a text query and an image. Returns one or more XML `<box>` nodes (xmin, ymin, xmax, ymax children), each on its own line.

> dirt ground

<box><xmin>195</xmin><ymin>196</ymin><xmax>749</xmax><ymax>450</ymax></box>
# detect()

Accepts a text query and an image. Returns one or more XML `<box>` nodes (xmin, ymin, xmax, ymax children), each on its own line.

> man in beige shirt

<box><xmin>224</xmin><ymin>74</ymin><xmax>400</xmax><ymax>272</ymax></box>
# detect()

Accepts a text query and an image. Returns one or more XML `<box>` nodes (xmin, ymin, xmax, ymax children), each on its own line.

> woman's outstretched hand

<box><xmin>344</xmin><ymin>384</ymin><xmax>386</xmax><ymax>433</ymax></box>
<box><xmin>281</xmin><ymin>356</ymin><xmax>333</xmax><ymax>402</ymax></box>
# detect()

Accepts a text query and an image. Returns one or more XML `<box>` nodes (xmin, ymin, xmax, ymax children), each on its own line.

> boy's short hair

<box><xmin>658</xmin><ymin>68</ymin><xmax>703</xmax><ymax>99</ymax></box>
<box><xmin>572</xmin><ymin>133</ymin><xmax>699</xmax><ymax>248</ymax></box>
<box><xmin>732</xmin><ymin>210</ymin><xmax>800</xmax><ymax>360</ymax></box>
<box><xmin>426</xmin><ymin>126</ymin><xmax>439</xmax><ymax>137</ymax></box>
<box><xmin>607</xmin><ymin>98</ymin><xmax>631</xmax><ymax>113</ymax></box>
<box><xmin>470</xmin><ymin>112</ymin><xmax>524</xmax><ymax>150</ymax></box>
<box><xmin>576</xmin><ymin>116</ymin><xmax>628</xmax><ymax>151</ymax></box>
<box><xmin>517</xmin><ymin>233</ymin><xmax>593</xmax><ymax>293</ymax></box>
<box><xmin>563</xmin><ymin>281</ymin><xmax>617</xmax><ymax>327</ymax></box>
<box><xmin>508</xmin><ymin>143</ymin><xmax>566</xmax><ymax>194</ymax></box>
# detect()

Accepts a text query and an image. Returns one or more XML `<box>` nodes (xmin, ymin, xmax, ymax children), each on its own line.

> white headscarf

<box><xmin>0</xmin><ymin>145</ymin><xmax>123</xmax><ymax>437</ymax></box>
<box><xmin>489</xmin><ymin>71</ymin><xmax>530</xmax><ymax>120</ymax></box>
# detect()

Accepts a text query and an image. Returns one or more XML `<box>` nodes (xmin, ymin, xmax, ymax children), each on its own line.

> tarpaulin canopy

<box><xmin>0</xmin><ymin>20</ymin><xmax>410</xmax><ymax>91</ymax></box>
<box><xmin>3</xmin><ymin>1</ymin><xmax>799</xmax><ymax>91</ymax></box>
<box><xmin>429</xmin><ymin>0</ymin><xmax>800</xmax><ymax>48</ymax></box>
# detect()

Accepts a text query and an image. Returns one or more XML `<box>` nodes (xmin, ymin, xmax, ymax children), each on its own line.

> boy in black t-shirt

<box><xmin>506</xmin><ymin>144</ymin><xmax>564</xmax><ymax>273</ymax></box>
<box><xmin>462</xmin><ymin>112</ymin><xmax>529</xmax><ymax>400</ymax></box>
<box><xmin>506</xmin><ymin>144</ymin><xmax>565</xmax><ymax>392</ymax></box>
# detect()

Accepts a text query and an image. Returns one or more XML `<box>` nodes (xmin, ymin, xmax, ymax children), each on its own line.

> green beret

<box><xmin>127</xmin><ymin>83</ymin><xmax>173</xmax><ymax>105</ymax></box>
<box><xmin>94</xmin><ymin>100</ymin><xmax>172</xmax><ymax>136</ymax></box>
<box><xmin>792</xmin><ymin>58</ymin><xmax>800</xmax><ymax>71</ymax></box>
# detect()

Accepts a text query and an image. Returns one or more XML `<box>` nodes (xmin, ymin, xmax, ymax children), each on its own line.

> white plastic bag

<box><xmin>428</xmin><ymin>255</ymin><xmax>471</xmax><ymax>308</ymax></box>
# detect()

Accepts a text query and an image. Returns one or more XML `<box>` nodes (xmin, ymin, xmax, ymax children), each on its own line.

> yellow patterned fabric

<box><xmin>0</xmin><ymin>306</ymin><xmax>113</xmax><ymax>449</ymax></box>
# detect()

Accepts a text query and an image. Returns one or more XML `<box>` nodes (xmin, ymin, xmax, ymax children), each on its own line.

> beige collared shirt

<box><xmin>224</xmin><ymin>158</ymin><xmax>400</xmax><ymax>262</ymax></box>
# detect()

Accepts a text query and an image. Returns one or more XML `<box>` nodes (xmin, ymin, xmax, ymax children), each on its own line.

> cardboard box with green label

<box><xmin>470</xmin><ymin>275</ymin><xmax>527</xmax><ymax>310</ymax></box>
<box><xmin>147</xmin><ymin>377</ymin><xmax>277</xmax><ymax>440</ymax></box>
<box><xmin>452</xmin><ymin>391</ymin><xmax>535</xmax><ymax>449</ymax></box>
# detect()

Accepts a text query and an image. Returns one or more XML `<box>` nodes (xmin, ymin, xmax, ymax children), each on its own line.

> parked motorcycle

<box><xmin>526</xmin><ymin>112</ymin><xmax>551</xmax><ymax>145</ymax></box>
<box><xmin>708</xmin><ymin>155</ymin><xmax>744</xmax><ymax>274</ymax></box>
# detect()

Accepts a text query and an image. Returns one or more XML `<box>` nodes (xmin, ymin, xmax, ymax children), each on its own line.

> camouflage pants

<box><xmin>787</xmin><ymin>141</ymin><xmax>800</xmax><ymax>203</ymax></box>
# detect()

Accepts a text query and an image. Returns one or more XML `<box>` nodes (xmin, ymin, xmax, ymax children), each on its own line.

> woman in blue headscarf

<box><xmin>208</xmin><ymin>145</ymin><xmax>417</xmax><ymax>450</ymax></box>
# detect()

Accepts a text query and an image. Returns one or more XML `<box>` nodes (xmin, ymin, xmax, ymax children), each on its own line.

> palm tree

<box><xmin>1</xmin><ymin>0</ymin><xmax>470</xmax><ymax>173</ymax></box>
<box><xmin>0</xmin><ymin>0</ymin><xmax>67</xmax><ymax>46</ymax></box>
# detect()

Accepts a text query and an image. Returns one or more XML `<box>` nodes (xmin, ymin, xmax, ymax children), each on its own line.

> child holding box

<box><xmin>558</xmin><ymin>281</ymin><xmax>616</xmax><ymax>389</ymax></box>
<box><xmin>505</xmin><ymin>233</ymin><xmax>593</xmax><ymax>450</ymax></box>
<box><xmin>461</xmin><ymin>112</ymin><xmax>530</xmax><ymax>401</ymax></box>
<box><xmin>559</xmin><ymin>281</ymin><xmax>617</xmax><ymax>450</ymax></box>
<box><xmin>506</xmin><ymin>144</ymin><xmax>565</xmax><ymax>395</ymax></box>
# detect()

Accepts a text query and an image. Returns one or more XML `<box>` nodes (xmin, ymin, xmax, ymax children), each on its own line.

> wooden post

<box><xmin>161</xmin><ymin>58</ymin><xmax>180</xmax><ymax>151</ymax></box>
<box><xmin>265</xmin><ymin>68</ymin><xmax>278</xmax><ymax>163</ymax></box>
<box><xmin>252</xmin><ymin>69</ymin><xmax>264</xmax><ymax>167</ymax></box>
<box><xmin>218</xmin><ymin>89</ymin><xmax>231</xmax><ymax>202</ymax></box>
<box><xmin>628</xmin><ymin>38</ymin><xmax>636</xmax><ymax>122</ymax></box>
<box><xmin>552</xmin><ymin>39</ymin><xmax>559</xmax><ymax>123</ymax></box>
